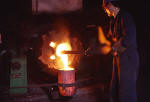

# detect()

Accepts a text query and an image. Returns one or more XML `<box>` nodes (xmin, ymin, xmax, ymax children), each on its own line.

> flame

<box><xmin>98</xmin><ymin>26</ymin><xmax>112</xmax><ymax>54</ymax></box>
<box><xmin>38</xmin><ymin>22</ymin><xmax>82</xmax><ymax>73</ymax></box>
<box><xmin>56</xmin><ymin>43</ymin><xmax>73</xmax><ymax>70</ymax></box>
<box><xmin>49</xmin><ymin>42</ymin><xmax>56</xmax><ymax>48</ymax></box>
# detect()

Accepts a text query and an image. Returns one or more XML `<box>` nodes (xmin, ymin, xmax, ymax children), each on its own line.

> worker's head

<box><xmin>102</xmin><ymin>0</ymin><xmax>120</xmax><ymax>17</ymax></box>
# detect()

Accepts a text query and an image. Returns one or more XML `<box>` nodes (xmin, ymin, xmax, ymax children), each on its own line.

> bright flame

<box><xmin>49</xmin><ymin>42</ymin><xmax>56</xmax><ymax>48</ymax></box>
<box><xmin>98</xmin><ymin>26</ymin><xmax>112</xmax><ymax>54</ymax></box>
<box><xmin>50</xmin><ymin>55</ymin><xmax>56</xmax><ymax>60</ymax></box>
<box><xmin>56</xmin><ymin>43</ymin><xmax>73</xmax><ymax>70</ymax></box>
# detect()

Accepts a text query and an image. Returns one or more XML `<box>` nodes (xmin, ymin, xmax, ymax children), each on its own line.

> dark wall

<box><xmin>0</xmin><ymin>0</ymin><xmax>32</xmax><ymax>19</ymax></box>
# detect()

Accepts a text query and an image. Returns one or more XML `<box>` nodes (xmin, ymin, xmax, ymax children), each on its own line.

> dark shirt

<box><xmin>110</xmin><ymin>10</ymin><xmax>139</xmax><ymax>70</ymax></box>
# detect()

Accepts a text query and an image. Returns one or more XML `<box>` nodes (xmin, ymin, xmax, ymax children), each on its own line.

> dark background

<box><xmin>0</xmin><ymin>0</ymin><xmax>150</xmax><ymax>102</ymax></box>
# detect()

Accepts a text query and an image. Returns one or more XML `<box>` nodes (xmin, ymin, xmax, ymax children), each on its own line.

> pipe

<box><xmin>62</xmin><ymin>51</ymin><xmax>85</xmax><ymax>55</ymax></box>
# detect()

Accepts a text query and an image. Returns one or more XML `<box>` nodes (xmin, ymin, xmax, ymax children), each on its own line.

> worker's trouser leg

<box><xmin>110</xmin><ymin>66</ymin><xmax>119</xmax><ymax>102</ymax></box>
<box><xmin>110</xmin><ymin>67</ymin><xmax>138</xmax><ymax>102</ymax></box>
<box><xmin>120</xmin><ymin>69</ymin><xmax>137</xmax><ymax>102</ymax></box>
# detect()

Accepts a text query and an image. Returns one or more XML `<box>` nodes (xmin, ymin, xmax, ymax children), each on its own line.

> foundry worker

<box><xmin>99</xmin><ymin>0</ymin><xmax>140</xmax><ymax>102</ymax></box>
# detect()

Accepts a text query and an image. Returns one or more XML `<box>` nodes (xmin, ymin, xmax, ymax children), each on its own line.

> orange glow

<box><xmin>50</xmin><ymin>55</ymin><xmax>56</xmax><ymax>60</ymax></box>
<box><xmin>98</xmin><ymin>26</ymin><xmax>111</xmax><ymax>46</ymax></box>
<box><xmin>98</xmin><ymin>26</ymin><xmax>112</xmax><ymax>54</ymax></box>
<box><xmin>49</xmin><ymin>42</ymin><xmax>56</xmax><ymax>48</ymax></box>
<box><xmin>38</xmin><ymin>23</ymin><xmax>82</xmax><ymax>74</ymax></box>
<box><xmin>56</xmin><ymin>43</ymin><xmax>73</xmax><ymax>70</ymax></box>
<box><xmin>100</xmin><ymin>45</ymin><xmax>112</xmax><ymax>55</ymax></box>
<box><xmin>104</xmin><ymin>8</ymin><xmax>111</xmax><ymax>17</ymax></box>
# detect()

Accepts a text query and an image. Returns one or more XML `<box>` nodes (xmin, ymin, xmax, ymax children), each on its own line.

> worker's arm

<box><xmin>112</xmin><ymin>12</ymin><xmax>136</xmax><ymax>56</ymax></box>
<box><xmin>120</xmin><ymin>12</ymin><xmax>137</xmax><ymax>50</ymax></box>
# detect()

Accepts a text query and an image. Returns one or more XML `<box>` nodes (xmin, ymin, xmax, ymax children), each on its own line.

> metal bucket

<box><xmin>58</xmin><ymin>69</ymin><xmax>75</xmax><ymax>96</ymax></box>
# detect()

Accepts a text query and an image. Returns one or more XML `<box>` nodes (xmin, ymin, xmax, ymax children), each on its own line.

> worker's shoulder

<box><xmin>120</xmin><ymin>11</ymin><xmax>136</xmax><ymax>28</ymax></box>
<box><xmin>120</xmin><ymin>10</ymin><xmax>135</xmax><ymax>23</ymax></box>
<box><xmin>120</xmin><ymin>10</ymin><xmax>133</xmax><ymax>19</ymax></box>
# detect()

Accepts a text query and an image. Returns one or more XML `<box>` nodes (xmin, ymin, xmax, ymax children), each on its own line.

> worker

<box><xmin>101</xmin><ymin>0</ymin><xmax>140</xmax><ymax>102</ymax></box>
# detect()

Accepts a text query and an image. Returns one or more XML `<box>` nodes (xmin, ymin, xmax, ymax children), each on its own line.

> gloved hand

<box><xmin>112</xmin><ymin>39</ymin><xmax>126</xmax><ymax>56</ymax></box>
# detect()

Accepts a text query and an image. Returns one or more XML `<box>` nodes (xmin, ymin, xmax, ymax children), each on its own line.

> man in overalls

<box><xmin>102</xmin><ymin>0</ymin><xmax>140</xmax><ymax>102</ymax></box>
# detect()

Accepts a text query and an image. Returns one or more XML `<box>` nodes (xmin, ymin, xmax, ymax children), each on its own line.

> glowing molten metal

<box><xmin>56</xmin><ymin>43</ymin><xmax>73</xmax><ymax>70</ymax></box>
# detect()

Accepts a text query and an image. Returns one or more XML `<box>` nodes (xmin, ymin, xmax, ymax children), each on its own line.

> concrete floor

<box><xmin>1</xmin><ymin>82</ymin><xmax>108</xmax><ymax>102</ymax></box>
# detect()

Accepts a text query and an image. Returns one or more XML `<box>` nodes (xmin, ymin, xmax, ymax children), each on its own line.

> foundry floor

<box><xmin>1</xmin><ymin>82</ymin><xmax>108</xmax><ymax>102</ymax></box>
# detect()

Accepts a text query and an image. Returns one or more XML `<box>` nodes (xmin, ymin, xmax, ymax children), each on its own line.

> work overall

<box><xmin>109</xmin><ymin>10</ymin><xmax>139</xmax><ymax>102</ymax></box>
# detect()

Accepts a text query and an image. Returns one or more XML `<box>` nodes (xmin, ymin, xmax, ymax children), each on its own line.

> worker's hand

<box><xmin>111</xmin><ymin>39</ymin><xmax>121</xmax><ymax>56</ymax></box>
<box><xmin>112</xmin><ymin>39</ymin><xmax>126</xmax><ymax>55</ymax></box>
<box><xmin>112</xmin><ymin>50</ymin><xmax>118</xmax><ymax>56</ymax></box>
<box><xmin>113</xmin><ymin>40</ymin><xmax>121</xmax><ymax>49</ymax></box>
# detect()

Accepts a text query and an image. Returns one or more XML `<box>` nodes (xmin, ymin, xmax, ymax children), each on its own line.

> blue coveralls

<box><xmin>109</xmin><ymin>10</ymin><xmax>139</xmax><ymax>102</ymax></box>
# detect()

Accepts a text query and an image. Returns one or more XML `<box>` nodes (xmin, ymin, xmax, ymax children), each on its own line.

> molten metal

<box><xmin>56</xmin><ymin>43</ymin><xmax>72</xmax><ymax>70</ymax></box>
